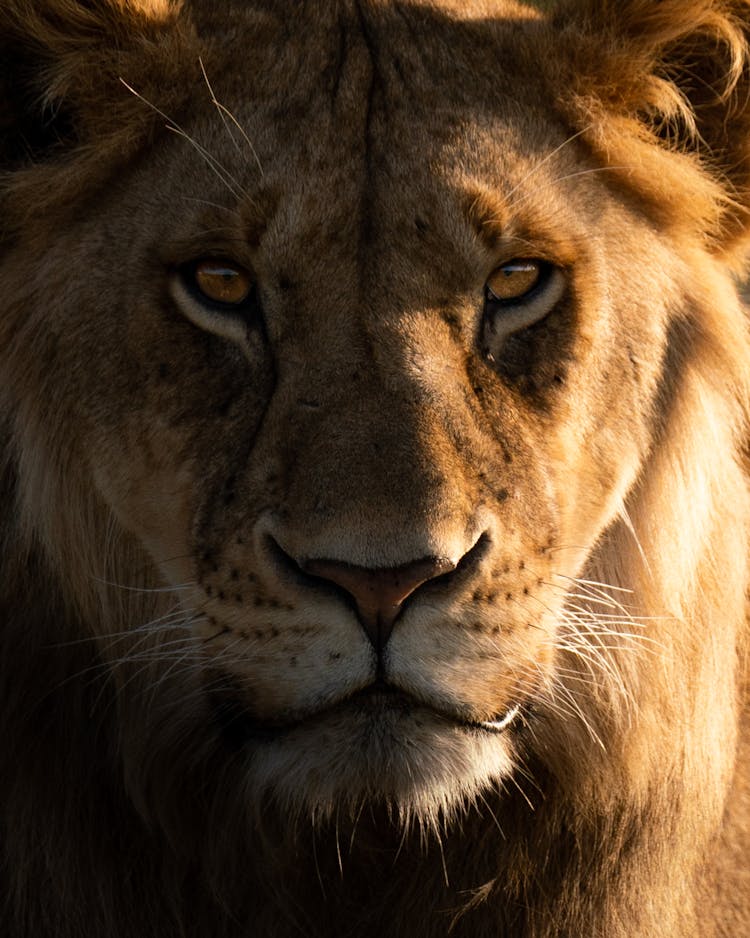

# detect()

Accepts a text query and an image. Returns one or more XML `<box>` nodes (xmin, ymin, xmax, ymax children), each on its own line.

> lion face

<box><xmin>13</xmin><ymin>10</ymin><xmax>676</xmax><ymax>819</ymax></box>
<box><xmin>6</xmin><ymin>4</ymin><xmax>750</xmax><ymax>937</ymax></box>
<box><xmin>3</xmin><ymin>0</ymin><xmax>745</xmax><ymax>829</ymax></box>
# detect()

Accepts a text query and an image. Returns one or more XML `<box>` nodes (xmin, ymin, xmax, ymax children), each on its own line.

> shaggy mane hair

<box><xmin>1</xmin><ymin>1</ymin><xmax>749</xmax><ymax>936</ymax></box>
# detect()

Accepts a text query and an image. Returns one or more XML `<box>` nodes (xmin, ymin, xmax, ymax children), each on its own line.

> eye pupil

<box><xmin>486</xmin><ymin>260</ymin><xmax>541</xmax><ymax>302</ymax></box>
<box><xmin>194</xmin><ymin>260</ymin><xmax>252</xmax><ymax>305</ymax></box>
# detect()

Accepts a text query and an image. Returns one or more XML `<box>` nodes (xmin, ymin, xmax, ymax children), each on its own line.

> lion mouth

<box><xmin>210</xmin><ymin>681</ymin><xmax>521</xmax><ymax>749</ymax></box>
<box><xmin>475</xmin><ymin>705</ymin><xmax>521</xmax><ymax>732</ymax></box>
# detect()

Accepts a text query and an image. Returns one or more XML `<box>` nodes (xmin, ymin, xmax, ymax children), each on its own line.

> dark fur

<box><xmin>1</xmin><ymin>1</ymin><xmax>749</xmax><ymax>936</ymax></box>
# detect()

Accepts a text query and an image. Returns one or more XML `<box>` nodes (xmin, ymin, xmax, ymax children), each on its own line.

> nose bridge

<box><xmin>269</xmin><ymin>322</ymin><xmax>479</xmax><ymax>566</ymax></box>
<box><xmin>306</xmin><ymin>366</ymin><xmax>447</xmax><ymax>500</ymax></box>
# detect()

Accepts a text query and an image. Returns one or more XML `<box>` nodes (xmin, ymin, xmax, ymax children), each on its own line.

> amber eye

<box><xmin>481</xmin><ymin>260</ymin><xmax>565</xmax><ymax>361</ymax></box>
<box><xmin>171</xmin><ymin>258</ymin><xmax>260</xmax><ymax>347</ymax></box>
<box><xmin>193</xmin><ymin>260</ymin><xmax>253</xmax><ymax>306</ymax></box>
<box><xmin>485</xmin><ymin>260</ymin><xmax>543</xmax><ymax>303</ymax></box>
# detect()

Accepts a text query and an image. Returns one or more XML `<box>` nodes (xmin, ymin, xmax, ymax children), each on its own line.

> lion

<box><xmin>1</xmin><ymin>0</ymin><xmax>749</xmax><ymax>935</ymax></box>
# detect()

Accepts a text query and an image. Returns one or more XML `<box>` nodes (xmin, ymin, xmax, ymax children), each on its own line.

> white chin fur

<box><xmin>240</xmin><ymin>705</ymin><xmax>517</xmax><ymax>827</ymax></box>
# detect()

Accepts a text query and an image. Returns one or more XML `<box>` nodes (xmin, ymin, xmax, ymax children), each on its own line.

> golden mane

<box><xmin>1</xmin><ymin>1</ymin><xmax>749</xmax><ymax>936</ymax></box>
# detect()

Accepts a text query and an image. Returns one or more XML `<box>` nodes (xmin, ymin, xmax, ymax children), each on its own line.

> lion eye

<box><xmin>170</xmin><ymin>258</ymin><xmax>260</xmax><ymax>347</ymax></box>
<box><xmin>485</xmin><ymin>260</ymin><xmax>542</xmax><ymax>303</ymax></box>
<box><xmin>482</xmin><ymin>260</ymin><xmax>565</xmax><ymax>361</ymax></box>
<box><xmin>193</xmin><ymin>260</ymin><xmax>252</xmax><ymax>306</ymax></box>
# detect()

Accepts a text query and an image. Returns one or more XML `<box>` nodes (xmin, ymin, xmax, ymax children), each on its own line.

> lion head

<box><xmin>1</xmin><ymin>1</ymin><xmax>749</xmax><ymax>936</ymax></box>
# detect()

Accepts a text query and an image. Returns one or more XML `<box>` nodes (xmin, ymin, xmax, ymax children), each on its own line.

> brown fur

<box><xmin>1</xmin><ymin>1</ymin><xmax>749</xmax><ymax>935</ymax></box>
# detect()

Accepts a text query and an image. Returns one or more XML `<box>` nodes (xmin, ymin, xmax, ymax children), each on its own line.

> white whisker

<box><xmin>199</xmin><ymin>57</ymin><xmax>265</xmax><ymax>178</ymax></box>
<box><xmin>119</xmin><ymin>78</ymin><xmax>251</xmax><ymax>203</ymax></box>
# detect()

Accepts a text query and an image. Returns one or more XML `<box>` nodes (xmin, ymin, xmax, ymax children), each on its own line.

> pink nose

<box><xmin>303</xmin><ymin>556</ymin><xmax>457</xmax><ymax>648</ymax></box>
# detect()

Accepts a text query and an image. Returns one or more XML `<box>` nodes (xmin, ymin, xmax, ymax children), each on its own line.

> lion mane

<box><xmin>1</xmin><ymin>1</ymin><xmax>749</xmax><ymax>936</ymax></box>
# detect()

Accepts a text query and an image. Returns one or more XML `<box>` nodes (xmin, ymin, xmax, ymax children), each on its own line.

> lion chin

<box><xmin>211</xmin><ymin>683</ymin><xmax>520</xmax><ymax>820</ymax></box>
<box><xmin>2</xmin><ymin>0</ymin><xmax>750</xmax><ymax>936</ymax></box>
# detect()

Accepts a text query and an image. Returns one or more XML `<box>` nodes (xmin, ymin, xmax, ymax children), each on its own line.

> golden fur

<box><xmin>1</xmin><ymin>0</ymin><xmax>749</xmax><ymax>935</ymax></box>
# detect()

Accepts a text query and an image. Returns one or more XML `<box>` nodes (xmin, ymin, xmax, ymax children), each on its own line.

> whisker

<box><xmin>181</xmin><ymin>196</ymin><xmax>241</xmax><ymax>214</ymax></box>
<box><xmin>476</xmin><ymin>790</ymin><xmax>506</xmax><ymax>838</ymax></box>
<box><xmin>119</xmin><ymin>78</ymin><xmax>251</xmax><ymax>203</ymax></box>
<box><xmin>90</xmin><ymin>575</ymin><xmax>192</xmax><ymax>594</ymax></box>
<box><xmin>165</xmin><ymin>124</ymin><xmax>247</xmax><ymax>201</ymax></box>
<box><xmin>542</xmin><ymin>677</ymin><xmax>607</xmax><ymax>749</ymax></box>
<box><xmin>45</xmin><ymin>607</ymin><xmax>191</xmax><ymax>650</ymax></box>
<box><xmin>554</xmin><ymin>573</ymin><xmax>634</xmax><ymax>595</ymax></box>
<box><xmin>503</xmin><ymin>126</ymin><xmax>592</xmax><ymax>205</ymax></box>
<box><xmin>505</xmin><ymin>163</ymin><xmax>633</xmax><ymax>218</ymax></box>
<box><xmin>199</xmin><ymin>57</ymin><xmax>265</xmax><ymax>178</ymax></box>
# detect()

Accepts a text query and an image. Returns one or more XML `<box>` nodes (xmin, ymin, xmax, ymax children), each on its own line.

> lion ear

<box><xmin>554</xmin><ymin>0</ymin><xmax>750</xmax><ymax>260</ymax></box>
<box><xmin>0</xmin><ymin>0</ymin><xmax>192</xmax><ymax>169</ymax></box>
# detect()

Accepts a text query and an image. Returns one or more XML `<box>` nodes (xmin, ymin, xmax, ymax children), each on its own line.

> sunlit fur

<box><xmin>1</xmin><ymin>1</ymin><xmax>749</xmax><ymax>936</ymax></box>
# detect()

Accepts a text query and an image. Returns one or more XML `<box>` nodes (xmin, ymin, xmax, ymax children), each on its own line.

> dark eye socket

<box><xmin>484</xmin><ymin>259</ymin><xmax>549</xmax><ymax>305</ymax></box>
<box><xmin>480</xmin><ymin>259</ymin><xmax>565</xmax><ymax>364</ymax></box>
<box><xmin>181</xmin><ymin>259</ymin><xmax>255</xmax><ymax>309</ymax></box>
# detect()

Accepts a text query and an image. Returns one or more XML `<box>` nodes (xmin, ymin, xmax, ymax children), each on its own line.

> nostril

<box><xmin>301</xmin><ymin>555</ymin><xmax>456</xmax><ymax>649</ymax></box>
<box><xmin>263</xmin><ymin>530</ymin><xmax>491</xmax><ymax>649</ymax></box>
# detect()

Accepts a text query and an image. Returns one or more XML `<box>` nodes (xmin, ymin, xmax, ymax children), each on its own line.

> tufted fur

<box><xmin>1</xmin><ymin>1</ymin><xmax>749</xmax><ymax>936</ymax></box>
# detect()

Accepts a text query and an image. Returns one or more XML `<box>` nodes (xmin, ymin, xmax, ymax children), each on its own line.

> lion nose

<box><xmin>302</xmin><ymin>555</ymin><xmax>457</xmax><ymax>648</ymax></box>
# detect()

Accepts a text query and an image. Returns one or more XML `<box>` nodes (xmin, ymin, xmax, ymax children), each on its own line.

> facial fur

<box><xmin>1</xmin><ymin>1</ymin><xmax>749</xmax><ymax>937</ymax></box>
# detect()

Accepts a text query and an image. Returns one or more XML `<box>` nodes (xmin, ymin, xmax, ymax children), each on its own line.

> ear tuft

<box><xmin>552</xmin><ymin>0</ymin><xmax>750</xmax><ymax>261</ymax></box>
<box><xmin>0</xmin><ymin>0</ymin><xmax>191</xmax><ymax>168</ymax></box>
<box><xmin>0</xmin><ymin>0</ymin><xmax>200</xmax><ymax>241</ymax></box>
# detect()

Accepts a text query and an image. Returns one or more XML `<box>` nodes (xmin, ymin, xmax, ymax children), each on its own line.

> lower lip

<box><xmin>212</xmin><ymin>683</ymin><xmax>521</xmax><ymax>746</ymax></box>
<box><xmin>475</xmin><ymin>704</ymin><xmax>521</xmax><ymax>733</ymax></box>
